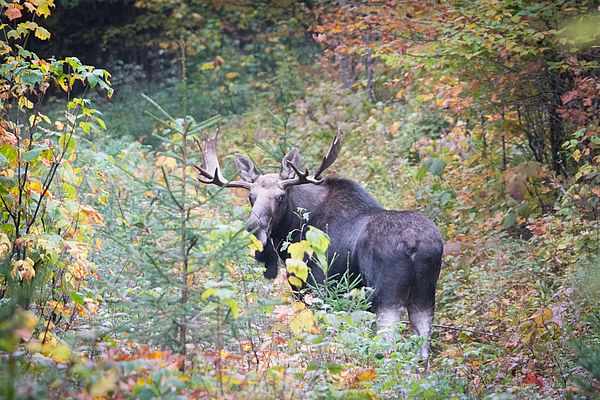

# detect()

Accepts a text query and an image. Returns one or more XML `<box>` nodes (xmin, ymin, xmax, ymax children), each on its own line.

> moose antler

<box><xmin>194</xmin><ymin>132</ymin><xmax>253</xmax><ymax>190</ymax></box>
<box><xmin>280</xmin><ymin>129</ymin><xmax>342</xmax><ymax>188</ymax></box>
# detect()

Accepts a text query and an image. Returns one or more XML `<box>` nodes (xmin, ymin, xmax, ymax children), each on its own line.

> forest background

<box><xmin>0</xmin><ymin>0</ymin><xmax>598</xmax><ymax>398</ymax></box>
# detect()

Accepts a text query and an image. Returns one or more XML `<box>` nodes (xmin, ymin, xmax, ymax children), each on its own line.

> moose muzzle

<box><xmin>246</xmin><ymin>217</ymin><xmax>270</xmax><ymax>249</ymax></box>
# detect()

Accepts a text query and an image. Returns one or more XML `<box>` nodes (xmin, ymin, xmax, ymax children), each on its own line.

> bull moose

<box><xmin>195</xmin><ymin>132</ymin><xmax>443</xmax><ymax>368</ymax></box>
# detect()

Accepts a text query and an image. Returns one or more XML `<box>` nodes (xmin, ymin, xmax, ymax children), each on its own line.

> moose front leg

<box><xmin>255</xmin><ymin>239</ymin><xmax>279</xmax><ymax>279</ymax></box>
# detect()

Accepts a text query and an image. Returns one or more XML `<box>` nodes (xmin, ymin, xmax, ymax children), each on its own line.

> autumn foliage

<box><xmin>1</xmin><ymin>0</ymin><xmax>599</xmax><ymax>399</ymax></box>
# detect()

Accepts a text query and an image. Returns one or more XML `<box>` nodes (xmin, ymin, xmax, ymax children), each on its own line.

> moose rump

<box><xmin>354</xmin><ymin>210</ymin><xmax>443</xmax><ymax>363</ymax></box>
<box><xmin>355</xmin><ymin>210</ymin><xmax>443</xmax><ymax>319</ymax></box>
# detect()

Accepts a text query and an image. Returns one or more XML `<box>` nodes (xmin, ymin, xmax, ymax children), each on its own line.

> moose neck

<box><xmin>269</xmin><ymin>177</ymin><xmax>383</xmax><ymax>255</ymax></box>
<box><xmin>270</xmin><ymin>181</ymin><xmax>329</xmax><ymax>249</ymax></box>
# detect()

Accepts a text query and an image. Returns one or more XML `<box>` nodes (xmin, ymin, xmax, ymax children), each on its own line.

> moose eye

<box><xmin>276</xmin><ymin>194</ymin><xmax>285</xmax><ymax>203</ymax></box>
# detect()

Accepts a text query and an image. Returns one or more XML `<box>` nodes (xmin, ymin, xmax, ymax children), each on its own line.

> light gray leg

<box><xmin>376</xmin><ymin>306</ymin><xmax>403</xmax><ymax>342</ymax></box>
<box><xmin>408</xmin><ymin>305</ymin><xmax>434</xmax><ymax>371</ymax></box>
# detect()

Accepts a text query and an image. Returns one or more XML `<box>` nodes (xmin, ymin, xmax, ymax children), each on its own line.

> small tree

<box><xmin>0</xmin><ymin>1</ymin><xmax>112</xmax><ymax>398</ymax></box>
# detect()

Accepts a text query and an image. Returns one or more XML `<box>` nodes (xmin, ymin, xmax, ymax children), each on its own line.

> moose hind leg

<box><xmin>407</xmin><ymin>304</ymin><xmax>434</xmax><ymax>370</ymax></box>
<box><xmin>376</xmin><ymin>306</ymin><xmax>404</xmax><ymax>342</ymax></box>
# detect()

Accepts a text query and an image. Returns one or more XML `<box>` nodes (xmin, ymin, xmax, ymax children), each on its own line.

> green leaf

<box><xmin>201</xmin><ymin>288</ymin><xmax>218</xmax><ymax>301</ymax></box>
<box><xmin>415</xmin><ymin>164</ymin><xmax>427</xmax><ymax>180</ymax></box>
<box><xmin>517</xmin><ymin>202</ymin><xmax>532</xmax><ymax>217</ymax></box>
<box><xmin>0</xmin><ymin>182</ymin><xmax>13</xmax><ymax>196</ymax></box>
<box><xmin>21</xmin><ymin>69</ymin><xmax>43</xmax><ymax>86</ymax></box>
<box><xmin>21</xmin><ymin>148</ymin><xmax>43</xmax><ymax>162</ymax></box>
<box><xmin>224</xmin><ymin>298</ymin><xmax>239</xmax><ymax>319</ymax></box>
<box><xmin>70</xmin><ymin>292</ymin><xmax>85</xmax><ymax>305</ymax></box>
<box><xmin>79</xmin><ymin>121</ymin><xmax>91</xmax><ymax>134</ymax></box>
<box><xmin>0</xmin><ymin>145</ymin><xmax>18</xmax><ymax>163</ymax></box>
<box><xmin>306</xmin><ymin>226</ymin><xmax>329</xmax><ymax>253</ymax></box>
<box><xmin>326</xmin><ymin>363</ymin><xmax>344</xmax><ymax>374</ymax></box>
<box><xmin>503</xmin><ymin>210</ymin><xmax>517</xmax><ymax>229</ymax></box>
<box><xmin>58</xmin><ymin>134</ymin><xmax>77</xmax><ymax>154</ymax></box>
<box><xmin>95</xmin><ymin>117</ymin><xmax>106</xmax><ymax>130</ymax></box>
<box><xmin>428</xmin><ymin>158</ymin><xmax>446</xmax><ymax>177</ymax></box>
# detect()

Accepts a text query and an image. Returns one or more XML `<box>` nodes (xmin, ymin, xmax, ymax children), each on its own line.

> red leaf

<box><xmin>561</xmin><ymin>90</ymin><xmax>579</xmax><ymax>104</ymax></box>
<box><xmin>523</xmin><ymin>371</ymin><xmax>545</xmax><ymax>387</ymax></box>
<box><xmin>5</xmin><ymin>6</ymin><xmax>22</xmax><ymax>21</ymax></box>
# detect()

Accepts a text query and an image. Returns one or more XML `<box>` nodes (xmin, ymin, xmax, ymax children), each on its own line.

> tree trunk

<box><xmin>547</xmin><ymin>72</ymin><xmax>569</xmax><ymax>177</ymax></box>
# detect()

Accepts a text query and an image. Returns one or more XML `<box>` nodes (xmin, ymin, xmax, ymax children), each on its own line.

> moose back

<box><xmin>195</xmin><ymin>132</ymin><xmax>443</xmax><ymax>367</ymax></box>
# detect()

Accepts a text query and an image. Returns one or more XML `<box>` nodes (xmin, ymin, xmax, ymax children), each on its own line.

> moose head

<box><xmin>194</xmin><ymin>132</ymin><xmax>341</xmax><ymax>249</ymax></box>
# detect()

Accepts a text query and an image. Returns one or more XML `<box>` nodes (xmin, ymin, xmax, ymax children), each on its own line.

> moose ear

<box><xmin>234</xmin><ymin>154</ymin><xmax>259</xmax><ymax>183</ymax></box>
<box><xmin>280</xmin><ymin>148</ymin><xmax>300</xmax><ymax>180</ymax></box>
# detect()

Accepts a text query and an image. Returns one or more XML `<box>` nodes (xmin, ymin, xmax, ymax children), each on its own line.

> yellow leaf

<box><xmin>249</xmin><ymin>234</ymin><xmax>263</xmax><ymax>253</ymax></box>
<box><xmin>288</xmin><ymin>276</ymin><xmax>303</xmax><ymax>288</ymax></box>
<box><xmin>18</xmin><ymin>96</ymin><xmax>34</xmax><ymax>109</ymax></box>
<box><xmin>358</xmin><ymin>368</ymin><xmax>376</xmax><ymax>382</ymax></box>
<box><xmin>447</xmin><ymin>223</ymin><xmax>456</xmax><ymax>237</ymax></box>
<box><xmin>225</xmin><ymin>72</ymin><xmax>239</xmax><ymax>80</ymax></box>
<box><xmin>46</xmin><ymin>343</ymin><xmax>72</xmax><ymax>363</ymax></box>
<box><xmin>291</xmin><ymin>301</ymin><xmax>306</xmax><ymax>311</ymax></box>
<box><xmin>96</xmin><ymin>171</ymin><xmax>109</xmax><ymax>183</ymax></box>
<box><xmin>147</xmin><ymin>350</ymin><xmax>164</xmax><ymax>359</ymax></box>
<box><xmin>136</xmin><ymin>376</ymin><xmax>151</xmax><ymax>386</ymax></box>
<box><xmin>81</xmin><ymin>205</ymin><xmax>104</xmax><ymax>225</ymax></box>
<box><xmin>155</xmin><ymin>155</ymin><xmax>177</xmax><ymax>171</ymax></box>
<box><xmin>19</xmin><ymin>21</ymin><xmax>39</xmax><ymax>31</ymax></box>
<box><xmin>47</xmin><ymin>300</ymin><xmax>71</xmax><ymax>315</ymax></box>
<box><xmin>286</xmin><ymin>258</ymin><xmax>308</xmax><ymax>282</ymax></box>
<box><xmin>0</xmin><ymin>233</ymin><xmax>12</xmax><ymax>258</ymax></box>
<box><xmin>11</xmin><ymin>257</ymin><xmax>36</xmax><ymax>281</ymax></box>
<box><xmin>34</xmin><ymin>26</ymin><xmax>51</xmax><ymax>40</ymax></box>
<box><xmin>29</xmin><ymin>114</ymin><xmax>41</xmax><ymax>126</ymax></box>
<box><xmin>89</xmin><ymin>370</ymin><xmax>117</xmax><ymax>397</ymax></box>
<box><xmin>28</xmin><ymin>180</ymin><xmax>43</xmax><ymax>194</ymax></box>
<box><xmin>39</xmin><ymin>330</ymin><xmax>58</xmax><ymax>347</ymax></box>
<box><xmin>35</xmin><ymin>0</ymin><xmax>55</xmax><ymax>18</ymax></box>
<box><xmin>290</xmin><ymin>309</ymin><xmax>318</xmax><ymax>335</ymax></box>
<box><xmin>530</xmin><ymin>307</ymin><xmax>553</xmax><ymax>326</ymax></box>
<box><xmin>287</xmin><ymin>240</ymin><xmax>311</xmax><ymax>260</ymax></box>
<box><xmin>221</xmin><ymin>374</ymin><xmax>244</xmax><ymax>385</ymax></box>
